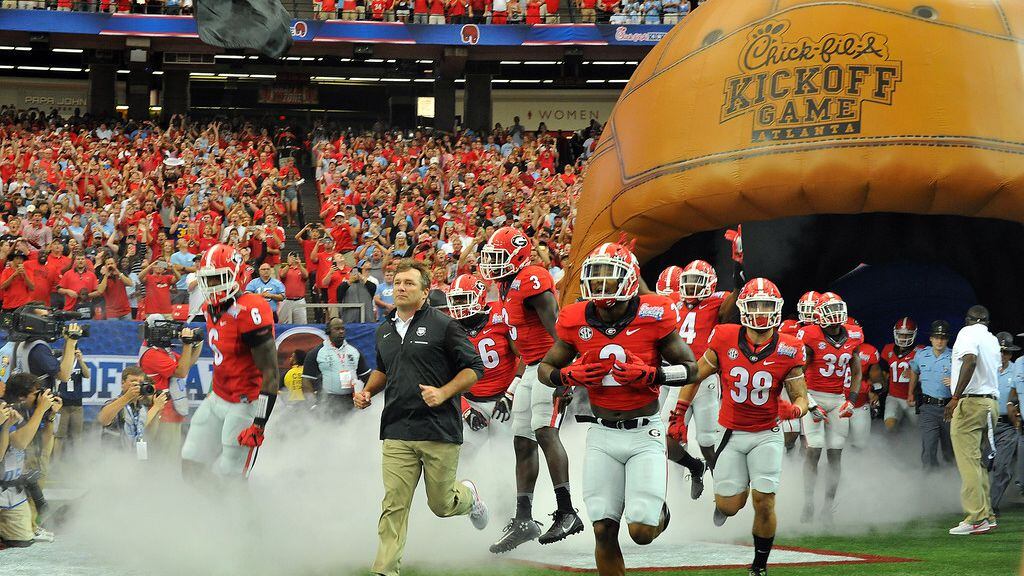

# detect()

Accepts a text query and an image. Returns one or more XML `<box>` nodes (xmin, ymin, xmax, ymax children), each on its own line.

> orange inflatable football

<box><xmin>561</xmin><ymin>0</ymin><xmax>1024</xmax><ymax>304</ymax></box>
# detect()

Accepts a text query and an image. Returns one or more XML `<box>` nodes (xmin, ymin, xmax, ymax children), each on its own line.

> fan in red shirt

<box><xmin>57</xmin><ymin>254</ymin><xmax>100</xmax><ymax>313</ymax></box>
<box><xmin>138</xmin><ymin>260</ymin><xmax>176</xmax><ymax>316</ymax></box>
<box><xmin>139</xmin><ymin>319</ymin><xmax>204</xmax><ymax>461</ymax></box>
<box><xmin>795</xmin><ymin>291</ymin><xmax>862</xmax><ymax>524</ymax></box>
<box><xmin>656</xmin><ymin>227</ymin><xmax>743</xmax><ymax>492</ymax></box>
<box><xmin>23</xmin><ymin>251</ymin><xmax>56</xmax><ymax>306</ymax></box>
<box><xmin>446</xmin><ymin>275</ymin><xmax>521</xmax><ymax>451</ymax></box>
<box><xmin>480</xmin><ymin>226</ymin><xmax>578</xmax><ymax>553</ymax></box>
<box><xmin>0</xmin><ymin>252</ymin><xmax>35</xmax><ymax>312</ymax></box>
<box><xmin>538</xmin><ymin>241</ymin><xmax>698</xmax><ymax>575</ymax></box>
<box><xmin>694</xmin><ymin>277</ymin><xmax>808</xmax><ymax>576</ymax></box>
<box><xmin>880</xmin><ymin>317</ymin><xmax>924</xmax><ymax>432</ymax></box>
<box><xmin>181</xmin><ymin>244</ymin><xmax>279</xmax><ymax>480</ymax></box>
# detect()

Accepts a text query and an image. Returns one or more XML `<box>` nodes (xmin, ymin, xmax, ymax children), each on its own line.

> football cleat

<box><xmin>489</xmin><ymin>518</ymin><xmax>542</xmax><ymax>554</ymax></box>
<box><xmin>749</xmin><ymin>566</ymin><xmax>768</xmax><ymax>576</ymax></box>
<box><xmin>688</xmin><ymin>459</ymin><xmax>706</xmax><ymax>500</ymax></box>
<box><xmin>538</xmin><ymin>509</ymin><xmax>584</xmax><ymax>545</ymax></box>
<box><xmin>461</xmin><ymin>479</ymin><xmax>489</xmax><ymax>530</ymax></box>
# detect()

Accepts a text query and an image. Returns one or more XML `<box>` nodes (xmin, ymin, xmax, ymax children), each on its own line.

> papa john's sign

<box><xmin>720</xmin><ymin>20</ymin><xmax>903</xmax><ymax>142</ymax></box>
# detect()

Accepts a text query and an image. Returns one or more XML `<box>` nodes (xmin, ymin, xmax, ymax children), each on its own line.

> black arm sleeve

<box><xmin>356</xmin><ymin>351</ymin><xmax>371</xmax><ymax>379</ymax></box>
<box><xmin>239</xmin><ymin>326</ymin><xmax>274</xmax><ymax>348</ymax></box>
<box><xmin>445</xmin><ymin>318</ymin><xmax>485</xmax><ymax>379</ymax></box>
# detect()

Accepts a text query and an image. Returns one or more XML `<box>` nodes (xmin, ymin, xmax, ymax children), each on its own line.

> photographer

<box><xmin>98</xmin><ymin>366</ymin><xmax>167</xmax><ymax>455</ymax></box>
<box><xmin>0</xmin><ymin>373</ymin><xmax>62</xmax><ymax>547</ymax></box>
<box><xmin>139</xmin><ymin>318</ymin><xmax>203</xmax><ymax>463</ymax></box>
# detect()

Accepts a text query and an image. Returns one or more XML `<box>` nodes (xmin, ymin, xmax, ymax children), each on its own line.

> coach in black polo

<box><xmin>354</xmin><ymin>258</ymin><xmax>488</xmax><ymax>576</ymax></box>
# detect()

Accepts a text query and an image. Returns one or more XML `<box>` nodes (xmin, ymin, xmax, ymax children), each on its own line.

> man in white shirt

<box><xmin>946</xmin><ymin>305</ymin><xmax>1001</xmax><ymax>535</ymax></box>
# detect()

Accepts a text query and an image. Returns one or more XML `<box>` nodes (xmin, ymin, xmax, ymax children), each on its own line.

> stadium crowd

<box><xmin>0</xmin><ymin>106</ymin><xmax>593</xmax><ymax>324</ymax></box>
<box><xmin>0</xmin><ymin>0</ymin><xmax>699</xmax><ymax>25</ymax></box>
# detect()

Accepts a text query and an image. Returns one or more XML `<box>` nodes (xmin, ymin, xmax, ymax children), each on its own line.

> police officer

<box><xmin>989</xmin><ymin>332</ymin><xmax>1020</xmax><ymax>517</ymax></box>
<box><xmin>909</xmin><ymin>320</ymin><xmax>954</xmax><ymax>469</ymax></box>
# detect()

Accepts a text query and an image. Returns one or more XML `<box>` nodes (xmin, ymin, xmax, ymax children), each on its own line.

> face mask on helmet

<box><xmin>894</xmin><ymin>328</ymin><xmax>917</xmax><ymax>347</ymax></box>
<box><xmin>738</xmin><ymin>297</ymin><xmax>782</xmax><ymax>330</ymax></box>
<box><xmin>797</xmin><ymin>299</ymin><xmax>817</xmax><ymax>323</ymax></box>
<box><xmin>197</xmin><ymin>268</ymin><xmax>239</xmax><ymax>306</ymax></box>
<box><xmin>445</xmin><ymin>290</ymin><xmax>481</xmax><ymax>320</ymax></box>
<box><xmin>816</xmin><ymin>300</ymin><xmax>847</xmax><ymax>327</ymax></box>
<box><xmin>479</xmin><ymin>245</ymin><xmax>513</xmax><ymax>280</ymax></box>
<box><xmin>580</xmin><ymin>258</ymin><xmax>635</xmax><ymax>307</ymax></box>
<box><xmin>681</xmin><ymin>271</ymin><xmax>713</xmax><ymax>299</ymax></box>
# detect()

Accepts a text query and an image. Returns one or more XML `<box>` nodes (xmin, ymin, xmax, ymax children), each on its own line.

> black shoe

<box><xmin>749</xmin><ymin>566</ymin><xmax>768</xmax><ymax>576</ymax></box>
<box><xmin>688</xmin><ymin>459</ymin><xmax>706</xmax><ymax>500</ymax></box>
<box><xmin>538</xmin><ymin>509</ymin><xmax>584</xmax><ymax>545</ymax></box>
<box><xmin>713</xmin><ymin>506</ymin><xmax>727</xmax><ymax>527</ymax></box>
<box><xmin>489</xmin><ymin>518</ymin><xmax>543</xmax><ymax>554</ymax></box>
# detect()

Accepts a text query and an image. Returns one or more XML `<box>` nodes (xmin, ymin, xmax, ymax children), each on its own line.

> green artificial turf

<box><xmin>390</xmin><ymin>509</ymin><xmax>1023</xmax><ymax>576</ymax></box>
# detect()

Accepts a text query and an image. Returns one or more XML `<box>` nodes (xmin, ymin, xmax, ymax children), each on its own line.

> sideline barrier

<box><xmin>2</xmin><ymin>320</ymin><xmax>379</xmax><ymax>419</ymax></box>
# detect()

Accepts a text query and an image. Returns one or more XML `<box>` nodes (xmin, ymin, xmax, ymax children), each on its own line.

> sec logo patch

<box><xmin>579</xmin><ymin>326</ymin><xmax>593</xmax><ymax>341</ymax></box>
<box><xmin>817</xmin><ymin>342</ymin><xmax>826</xmax><ymax>350</ymax></box>
<box><xmin>728</xmin><ymin>348</ymin><xmax>739</xmax><ymax>360</ymax></box>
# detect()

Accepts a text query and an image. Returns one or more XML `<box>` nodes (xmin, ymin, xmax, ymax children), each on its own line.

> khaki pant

<box><xmin>54</xmin><ymin>405</ymin><xmax>85</xmax><ymax>463</ymax></box>
<box><xmin>372</xmin><ymin>439</ymin><xmax>473</xmax><ymax>576</ymax></box>
<box><xmin>151</xmin><ymin>420</ymin><xmax>183</xmax><ymax>465</ymax></box>
<box><xmin>950</xmin><ymin>396</ymin><xmax>999</xmax><ymax>523</ymax></box>
<box><xmin>0</xmin><ymin>495</ymin><xmax>33</xmax><ymax>543</ymax></box>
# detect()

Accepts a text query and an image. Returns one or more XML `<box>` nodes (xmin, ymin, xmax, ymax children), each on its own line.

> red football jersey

<box><xmin>853</xmin><ymin>342</ymin><xmax>880</xmax><ymax>407</ymax></box>
<box><xmin>710</xmin><ymin>324</ymin><xmax>807</xmax><ymax>433</ymax></box>
<box><xmin>778</xmin><ymin>319</ymin><xmax>809</xmax><ymax>336</ymax></box>
<box><xmin>203</xmin><ymin>293</ymin><xmax>276</xmax><ymax>403</ymax></box>
<box><xmin>501</xmin><ymin>265</ymin><xmax>557</xmax><ymax>364</ymax></box>
<box><xmin>880</xmin><ymin>343</ymin><xmax>923</xmax><ymax>401</ymax></box>
<box><xmin>674</xmin><ymin>291</ymin><xmax>727</xmax><ymax>359</ymax></box>
<box><xmin>798</xmin><ymin>323</ymin><xmax>864</xmax><ymax>395</ymax></box>
<box><xmin>556</xmin><ymin>295</ymin><xmax>679</xmax><ymax>411</ymax></box>
<box><xmin>466</xmin><ymin>302</ymin><xmax>518</xmax><ymax>398</ymax></box>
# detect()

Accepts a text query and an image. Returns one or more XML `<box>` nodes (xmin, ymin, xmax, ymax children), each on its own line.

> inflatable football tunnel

<box><xmin>562</xmin><ymin>0</ymin><xmax>1024</xmax><ymax>329</ymax></box>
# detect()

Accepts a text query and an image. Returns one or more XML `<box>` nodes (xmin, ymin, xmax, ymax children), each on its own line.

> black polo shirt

<box><xmin>375</xmin><ymin>303</ymin><xmax>484</xmax><ymax>444</ymax></box>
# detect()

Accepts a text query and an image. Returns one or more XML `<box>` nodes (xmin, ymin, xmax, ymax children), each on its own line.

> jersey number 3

<box><xmin>728</xmin><ymin>366</ymin><xmax>772</xmax><ymax>406</ymax></box>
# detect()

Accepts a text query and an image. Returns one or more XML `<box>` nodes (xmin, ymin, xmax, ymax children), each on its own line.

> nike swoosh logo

<box><xmin>383</xmin><ymin>333</ymin><xmax>391</xmax><ymax>339</ymax></box>
<box><xmin>763</xmin><ymin>361</ymin><xmax>775</xmax><ymax>365</ymax></box>
<box><xmin>626</xmin><ymin>328</ymin><xmax>641</xmax><ymax>336</ymax></box>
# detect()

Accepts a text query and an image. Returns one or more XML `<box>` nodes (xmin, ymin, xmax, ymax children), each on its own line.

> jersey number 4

<box><xmin>728</xmin><ymin>366</ymin><xmax>772</xmax><ymax>406</ymax></box>
<box><xmin>678</xmin><ymin>311</ymin><xmax>697</xmax><ymax>344</ymax></box>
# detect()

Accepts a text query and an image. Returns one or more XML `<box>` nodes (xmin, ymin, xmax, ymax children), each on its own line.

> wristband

<box><xmin>507</xmin><ymin>376</ymin><xmax>521</xmax><ymax>395</ymax></box>
<box><xmin>658</xmin><ymin>364</ymin><xmax>689</xmax><ymax>385</ymax></box>
<box><xmin>550</xmin><ymin>368</ymin><xmax>564</xmax><ymax>387</ymax></box>
<box><xmin>253</xmin><ymin>392</ymin><xmax>277</xmax><ymax>427</ymax></box>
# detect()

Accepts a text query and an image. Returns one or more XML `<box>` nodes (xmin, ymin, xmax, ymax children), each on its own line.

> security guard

<box><xmin>909</xmin><ymin>320</ymin><xmax>954</xmax><ymax>469</ymax></box>
<box><xmin>989</xmin><ymin>332</ymin><xmax>1020</xmax><ymax>517</ymax></box>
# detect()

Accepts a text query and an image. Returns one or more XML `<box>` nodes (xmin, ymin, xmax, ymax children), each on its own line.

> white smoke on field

<box><xmin>49</xmin><ymin>399</ymin><xmax>960</xmax><ymax>576</ymax></box>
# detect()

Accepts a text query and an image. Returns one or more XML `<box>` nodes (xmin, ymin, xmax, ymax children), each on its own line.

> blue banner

<box><xmin>0</xmin><ymin>320</ymin><xmax>379</xmax><ymax>419</ymax></box>
<box><xmin>0</xmin><ymin>10</ymin><xmax>671</xmax><ymax>45</ymax></box>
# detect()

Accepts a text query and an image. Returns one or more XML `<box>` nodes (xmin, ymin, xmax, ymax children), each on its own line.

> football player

<box><xmin>778</xmin><ymin>291</ymin><xmax>820</xmax><ymax>453</ymax></box>
<box><xmin>880</xmin><ymin>317</ymin><xmax>923</xmax><ymax>432</ymax></box>
<box><xmin>538</xmin><ymin>242</ymin><xmax>698</xmax><ymax>576</ymax></box>
<box><xmin>181</xmin><ymin>244</ymin><xmax>280</xmax><ymax>480</ymax></box>
<box><xmin>797</xmin><ymin>292</ymin><xmax>862</xmax><ymax>523</ymax></box>
<box><xmin>850</xmin><ymin>332</ymin><xmax>883</xmax><ymax>450</ymax></box>
<box><xmin>697</xmin><ymin>278</ymin><xmax>809</xmax><ymax>576</ymax></box>
<box><xmin>446</xmin><ymin>274</ymin><xmax>522</xmax><ymax>452</ymax></box>
<box><xmin>658</xmin><ymin>228</ymin><xmax>745</xmax><ymax>495</ymax></box>
<box><xmin>480</xmin><ymin>226</ymin><xmax>582</xmax><ymax>552</ymax></box>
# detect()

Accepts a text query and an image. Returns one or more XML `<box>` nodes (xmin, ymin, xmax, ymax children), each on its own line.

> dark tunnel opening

<box><xmin>643</xmin><ymin>213</ymin><xmax>1023</xmax><ymax>349</ymax></box>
